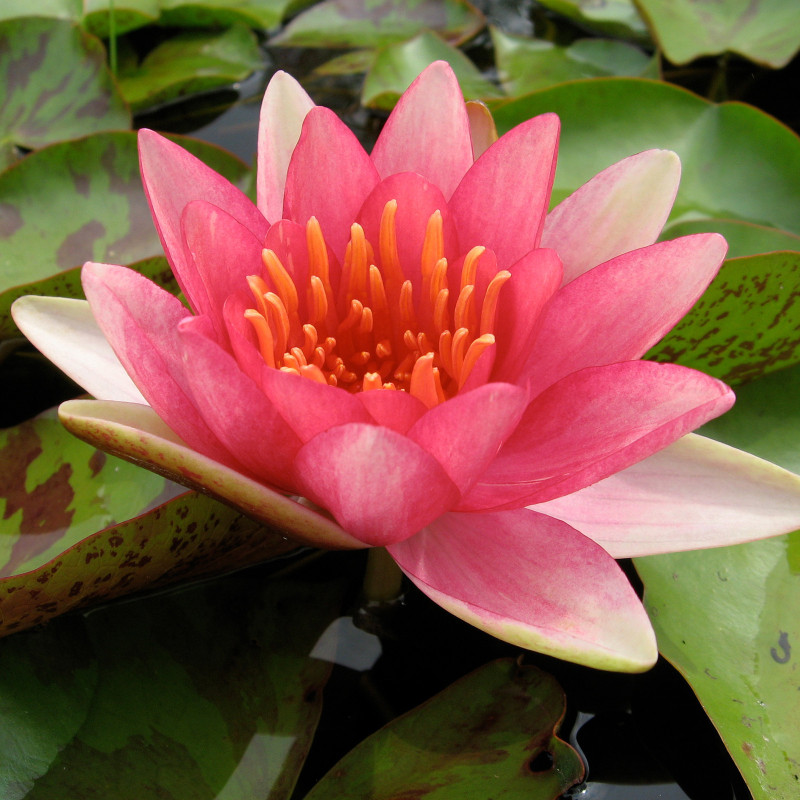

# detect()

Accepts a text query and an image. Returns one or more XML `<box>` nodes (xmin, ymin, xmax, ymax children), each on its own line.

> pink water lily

<box><xmin>13</xmin><ymin>62</ymin><xmax>800</xmax><ymax>672</ymax></box>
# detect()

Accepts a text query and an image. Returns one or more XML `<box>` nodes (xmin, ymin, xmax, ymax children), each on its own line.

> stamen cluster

<box><xmin>245</xmin><ymin>200</ymin><xmax>510</xmax><ymax>408</ymax></box>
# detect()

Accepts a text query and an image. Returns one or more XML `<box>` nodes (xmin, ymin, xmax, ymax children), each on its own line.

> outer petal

<box><xmin>357</xmin><ymin>390</ymin><xmax>427</xmax><ymax>434</ymax></box>
<box><xmin>388</xmin><ymin>508</ymin><xmax>657</xmax><ymax>671</ymax></box>
<box><xmin>533</xmin><ymin>434</ymin><xmax>800</xmax><ymax>557</ymax></box>
<box><xmin>521</xmin><ymin>233</ymin><xmax>728</xmax><ymax>397</ymax></box>
<box><xmin>257</xmin><ymin>70</ymin><xmax>315</xmax><ymax>222</ymax></box>
<box><xmin>283</xmin><ymin>107</ymin><xmax>380</xmax><ymax>261</ymax></box>
<box><xmin>462</xmin><ymin>361</ymin><xmax>734</xmax><ymax>510</ymax></box>
<box><xmin>58</xmin><ymin>399</ymin><xmax>365</xmax><ymax>550</ymax></box>
<box><xmin>82</xmin><ymin>263</ymin><xmax>238</xmax><ymax>469</ymax></box>
<box><xmin>450</xmin><ymin>113</ymin><xmax>559</xmax><ymax>269</ymax></box>
<box><xmin>138</xmin><ymin>130</ymin><xmax>268</xmax><ymax>307</ymax></box>
<box><xmin>293</xmin><ymin>423</ymin><xmax>460</xmax><ymax>546</ymax></box>
<box><xmin>11</xmin><ymin>296</ymin><xmax>145</xmax><ymax>404</ymax></box>
<box><xmin>408</xmin><ymin>383</ymin><xmax>528</xmax><ymax>494</ymax></box>
<box><xmin>542</xmin><ymin>150</ymin><xmax>681</xmax><ymax>285</ymax></box>
<box><xmin>370</xmin><ymin>61</ymin><xmax>474</xmax><ymax>199</ymax></box>
<box><xmin>178</xmin><ymin>317</ymin><xmax>303</xmax><ymax>491</ymax></box>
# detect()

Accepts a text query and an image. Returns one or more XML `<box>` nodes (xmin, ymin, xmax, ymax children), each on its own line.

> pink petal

<box><xmin>542</xmin><ymin>150</ymin><xmax>681</xmax><ymax>285</ymax></box>
<box><xmin>466</xmin><ymin>100</ymin><xmax>497</xmax><ymax>160</ymax></box>
<box><xmin>181</xmin><ymin>200</ymin><xmax>264</xmax><ymax>343</ymax></box>
<box><xmin>293</xmin><ymin>423</ymin><xmax>460</xmax><ymax>546</ymax></box>
<box><xmin>388</xmin><ymin>508</ymin><xmax>657</xmax><ymax>671</ymax></box>
<box><xmin>449</xmin><ymin>113</ymin><xmax>559</xmax><ymax>269</ymax></box>
<box><xmin>11</xmin><ymin>296</ymin><xmax>146</xmax><ymax>404</ymax></box>
<box><xmin>370</xmin><ymin>61</ymin><xmax>474</xmax><ymax>199</ymax></box>
<box><xmin>178</xmin><ymin>317</ymin><xmax>303</xmax><ymax>491</ymax></box>
<box><xmin>257</xmin><ymin>70</ymin><xmax>316</xmax><ymax>222</ymax></box>
<box><xmin>82</xmin><ymin>263</ymin><xmax>239</xmax><ymax>469</ymax></box>
<box><xmin>461</xmin><ymin>361</ymin><xmax>734</xmax><ymax>510</ymax></box>
<box><xmin>58</xmin><ymin>399</ymin><xmax>365</xmax><ymax>549</ymax></box>
<box><xmin>138</xmin><ymin>130</ymin><xmax>268</xmax><ymax>307</ymax></box>
<box><xmin>520</xmin><ymin>233</ymin><xmax>728</xmax><ymax>397</ymax></box>
<box><xmin>283</xmin><ymin>107</ymin><xmax>380</xmax><ymax>261</ymax></box>
<box><xmin>491</xmin><ymin>247</ymin><xmax>563</xmax><ymax>384</ymax></box>
<box><xmin>534</xmin><ymin>434</ymin><xmax>800</xmax><ymax>557</ymax></box>
<box><xmin>408</xmin><ymin>383</ymin><xmax>527</xmax><ymax>494</ymax></box>
<box><xmin>357</xmin><ymin>390</ymin><xmax>427</xmax><ymax>434</ymax></box>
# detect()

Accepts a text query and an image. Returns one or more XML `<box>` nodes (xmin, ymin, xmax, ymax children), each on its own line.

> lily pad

<box><xmin>0</xmin><ymin>17</ymin><xmax>130</xmax><ymax>172</ymax></box>
<box><xmin>662</xmin><ymin>219</ymin><xmax>800</xmax><ymax>259</ymax></box>
<box><xmin>636</xmin><ymin>362</ymin><xmax>800</xmax><ymax>800</ymax></box>
<box><xmin>362</xmin><ymin>31</ymin><xmax>501</xmax><ymax>110</ymax></box>
<box><xmin>492</xmin><ymin>28</ymin><xmax>658</xmax><ymax>97</ymax></box>
<box><xmin>646</xmin><ymin>251</ymin><xmax>800</xmax><ymax>385</ymax></box>
<box><xmin>533</xmin><ymin>0</ymin><xmax>649</xmax><ymax>41</ymax></box>
<box><xmin>491</xmin><ymin>79</ymin><xmax>800</xmax><ymax>235</ymax></box>
<box><xmin>0</xmin><ymin>410</ymin><xmax>298</xmax><ymax>636</ymax></box>
<box><xmin>0</xmin><ymin>131</ymin><xmax>249</xmax><ymax>338</ymax></box>
<box><xmin>117</xmin><ymin>24</ymin><xmax>263</xmax><ymax>113</ymax></box>
<box><xmin>0</xmin><ymin>560</ymin><xmax>342</xmax><ymax>799</ymax></box>
<box><xmin>271</xmin><ymin>0</ymin><xmax>485</xmax><ymax>49</ymax></box>
<box><xmin>636</xmin><ymin>0</ymin><xmax>800</xmax><ymax>68</ymax></box>
<box><xmin>158</xmin><ymin>0</ymin><xmax>317</xmax><ymax>30</ymax></box>
<box><xmin>305</xmin><ymin>658</ymin><xmax>584</xmax><ymax>799</ymax></box>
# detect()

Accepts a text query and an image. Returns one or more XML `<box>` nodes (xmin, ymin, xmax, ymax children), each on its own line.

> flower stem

<box><xmin>362</xmin><ymin>547</ymin><xmax>404</xmax><ymax>603</ymax></box>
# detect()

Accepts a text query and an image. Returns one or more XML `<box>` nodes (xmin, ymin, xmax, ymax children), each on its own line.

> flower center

<box><xmin>244</xmin><ymin>200</ymin><xmax>510</xmax><ymax>408</ymax></box>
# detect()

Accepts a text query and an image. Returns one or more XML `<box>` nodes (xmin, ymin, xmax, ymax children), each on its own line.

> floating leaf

<box><xmin>0</xmin><ymin>411</ymin><xmax>297</xmax><ymax>636</ymax></box>
<box><xmin>117</xmin><ymin>24</ymin><xmax>263</xmax><ymax>112</ymax></box>
<box><xmin>636</xmin><ymin>0</ymin><xmax>800</xmax><ymax>68</ymax></box>
<box><xmin>647</xmin><ymin>251</ymin><xmax>800</xmax><ymax>385</ymax></box>
<box><xmin>0</xmin><ymin>560</ymin><xmax>342</xmax><ymax>799</ymax></box>
<box><xmin>271</xmin><ymin>0</ymin><xmax>484</xmax><ymax>49</ymax></box>
<box><xmin>533</xmin><ymin>0</ymin><xmax>649</xmax><ymax>41</ymax></box>
<box><xmin>362</xmin><ymin>31</ymin><xmax>500</xmax><ymax>110</ymax></box>
<box><xmin>305</xmin><ymin>658</ymin><xmax>584</xmax><ymax>799</ymax></box>
<box><xmin>491</xmin><ymin>79</ymin><xmax>800</xmax><ymax>235</ymax></box>
<box><xmin>0</xmin><ymin>17</ymin><xmax>130</xmax><ymax>172</ymax></box>
<box><xmin>158</xmin><ymin>0</ymin><xmax>317</xmax><ymax>30</ymax></box>
<box><xmin>0</xmin><ymin>132</ymin><xmax>249</xmax><ymax>338</ymax></box>
<box><xmin>492</xmin><ymin>28</ymin><xmax>657</xmax><ymax>97</ymax></box>
<box><xmin>636</xmin><ymin>363</ymin><xmax>800</xmax><ymax>800</ymax></box>
<box><xmin>663</xmin><ymin>219</ymin><xmax>800</xmax><ymax>259</ymax></box>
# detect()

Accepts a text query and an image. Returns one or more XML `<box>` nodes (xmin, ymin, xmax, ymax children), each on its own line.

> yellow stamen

<box><xmin>480</xmin><ymin>271</ymin><xmax>511</xmax><ymax>337</ymax></box>
<box><xmin>262</xmin><ymin>249</ymin><xmax>298</xmax><ymax>317</ymax></box>
<box><xmin>244</xmin><ymin>309</ymin><xmax>275</xmax><ymax>368</ymax></box>
<box><xmin>459</xmin><ymin>333</ymin><xmax>495</xmax><ymax>388</ymax></box>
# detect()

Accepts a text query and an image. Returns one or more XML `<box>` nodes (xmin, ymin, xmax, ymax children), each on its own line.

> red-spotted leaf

<box><xmin>305</xmin><ymin>658</ymin><xmax>584</xmax><ymax>799</ymax></box>
<box><xmin>0</xmin><ymin>17</ymin><xmax>130</xmax><ymax>172</ymax></box>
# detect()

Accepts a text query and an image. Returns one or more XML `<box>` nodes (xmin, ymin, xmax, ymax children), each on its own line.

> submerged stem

<box><xmin>362</xmin><ymin>547</ymin><xmax>404</xmax><ymax>602</ymax></box>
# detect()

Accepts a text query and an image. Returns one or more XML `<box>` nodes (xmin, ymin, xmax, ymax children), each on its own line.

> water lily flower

<box><xmin>13</xmin><ymin>62</ymin><xmax>800</xmax><ymax>672</ymax></box>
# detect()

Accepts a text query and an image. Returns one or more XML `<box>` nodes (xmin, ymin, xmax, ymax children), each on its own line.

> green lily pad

<box><xmin>0</xmin><ymin>17</ymin><xmax>130</xmax><ymax>172</ymax></box>
<box><xmin>0</xmin><ymin>0</ymin><xmax>160</xmax><ymax>37</ymax></box>
<box><xmin>662</xmin><ymin>219</ymin><xmax>800</xmax><ymax>259</ymax></box>
<box><xmin>305</xmin><ymin>658</ymin><xmax>584</xmax><ymax>799</ymax></box>
<box><xmin>362</xmin><ymin>31</ymin><xmax>501</xmax><ymax>110</ymax></box>
<box><xmin>492</xmin><ymin>28</ymin><xmax>658</xmax><ymax>97</ymax></box>
<box><xmin>158</xmin><ymin>0</ymin><xmax>317</xmax><ymax>30</ymax></box>
<box><xmin>646</xmin><ymin>251</ymin><xmax>800</xmax><ymax>385</ymax></box>
<box><xmin>314</xmin><ymin>48</ymin><xmax>377</xmax><ymax>76</ymax></box>
<box><xmin>491</xmin><ymin>79</ymin><xmax>800</xmax><ymax>235</ymax></box>
<box><xmin>636</xmin><ymin>0</ymin><xmax>800</xmax><ymax>68</ymax></box>
<box><xmin>635</xmin><ymin>362</ymin><xmax>800</xmax><ymax>800</ymax></box>
<box><xmin>0</xmin><ymin>410</ymin><xmax>297</xmax><ymax>636</ymax></box>
<box><xmin>533</xmin><ymin>0</ymin><xmax>649</xmax><ymax>41</ymax></box>
<box><xmin>0</xmin><ymin>131</ymin><xmax>249</xmax><ymax>339</ymax></box>
<box><xmin>271</xmin><ymin>0</ymin><xmax>485</xmax><ymax>49</ymax></box>
<box><xmin>117</xmin><ymin>24</ymin><xmax>263</xmax><ymax>113</ymax></box>
<box><xmin>0</xmin><ymin>559</ymin><xmax>342</xmax><ymax>799</ymax></box>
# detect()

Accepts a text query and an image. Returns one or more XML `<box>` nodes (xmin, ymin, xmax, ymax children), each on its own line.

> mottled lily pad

<box><xmin>636</xmin><ymin>362</ymin><xmax>800</xmax><ymax>800</ymax></box>
<box><xmin>306</xmin><ymin>658</ymin><xmax>584</xmax><ymax>799</ymax></box>
<box><xmin>117</xmin><ymin>24</ymin><xmax>263</xmax><ymax>112</ymax></box>
<box><xmin>271</xmin><ymin>0</ymin><xmax>485</xmax><ymax>49</ymax></box>
<box><xmin>0</xmin><ymin>17</ymin><xmax>130</xmax><ymax>172</ymax></box>
<box><xmin>361</xmin><ymin>31</ymin><xmax>501</xmax><ymax>110</ymax></box>
<box><xmin>492</xmin><ymin>28</ymin><xmax>658</xmax><ymax>97</ymax></box>
<box><xmin>0</xmin><ymin>411</ymin><xmax>297</xmax><ymax>636</ymax></box>
<box><xmin>647</xmin><ymin>251</ymin><xmax>800</xmax><ymax>385</ymax></box>
<box><xmin>0</xmin><ymin>560</ymin><xmax>342</xmax><ymax>799</ymax></box>
<box><xmin>636</xmin><ymin>0</ymin><xmax>800</xmax><ymax>68</ymax></box>
<box><xmin>0</xmin><ymin>131</ymin><xmax>249</xmax><ymax>338</ymax></box>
